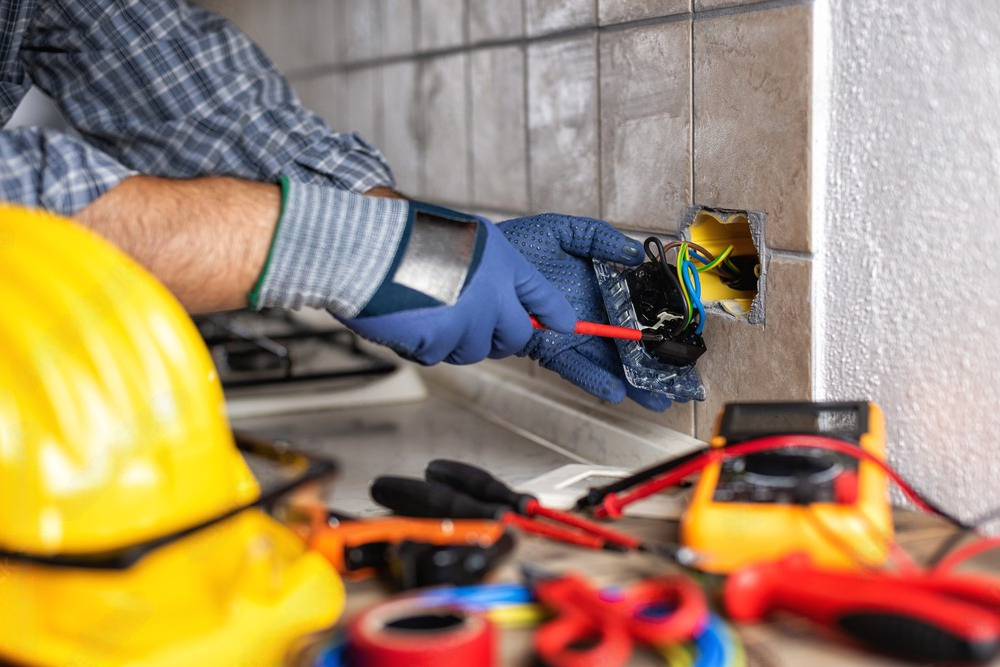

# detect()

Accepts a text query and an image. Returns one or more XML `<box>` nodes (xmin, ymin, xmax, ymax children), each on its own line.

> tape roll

<box><xmin>350</xmin><ymin>598</ymin><xmax>495</xmax><ymax>667</ymax></box>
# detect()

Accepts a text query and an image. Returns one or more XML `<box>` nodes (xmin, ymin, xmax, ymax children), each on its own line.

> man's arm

<box><xmin>74</xmin><ymin>175</ymin><xmax>278</xmax><ymax>313</ymax></box>
<box><xmin>74</xmin><ymin>176</ymin><xmax>404</xmax><ymax>313</ymax></box>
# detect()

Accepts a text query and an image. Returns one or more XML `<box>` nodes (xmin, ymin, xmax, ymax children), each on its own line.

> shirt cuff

<box><xmin>249</xmin><ymin>176</ymin><xmax>409</xmax><ymax>315</ymax></box>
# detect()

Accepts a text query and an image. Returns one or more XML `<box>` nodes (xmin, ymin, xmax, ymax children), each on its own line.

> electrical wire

<box><xmin>931</xmin><ymin>535</ymin><xmax>1000</xmax><ymax>574</ymax></box>
<box><xmin>595</xmin><ymin>435</ymin><xmax>971</xmax><ymax>529</ymax></box>
<box><xmin>676</xmin><ymin>243</ymin><xmax>693</xmax><ymax>328</ymax></box>
<box><xmin>691</xmin><ymin>245</ymin><xmax>735</xmax><ymax>274</ymax></box>
<box><xmin>643</xmin><ymin>237</ymin><xmax>688</xmax><ymax>339</ymax></box>
<box><xmin>681</xmin><ymin>258</ymin><xmax>706</xmax><ymax>335</ymax></box>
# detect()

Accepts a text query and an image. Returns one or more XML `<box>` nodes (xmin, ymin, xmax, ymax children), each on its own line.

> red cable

<box><xmin>599</xmin><ymin>434</ymin><xmax>940</xmax><ymax>520</ymax></box>
<box><xmin>933</xmin><ymin>536</ymin><xmax>1000</xmax><ymax>574</ymax></box>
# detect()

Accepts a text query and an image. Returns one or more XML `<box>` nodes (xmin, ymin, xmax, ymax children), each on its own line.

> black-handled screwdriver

<box><xmin>426</xmin><ymin>459</ymin><xmax>536</xmax><ymax>514</ymax></box>
<box><xmin>371</xmin><ymin>475</ymin><xmax>610</xmax><ymax>549</ymax></box>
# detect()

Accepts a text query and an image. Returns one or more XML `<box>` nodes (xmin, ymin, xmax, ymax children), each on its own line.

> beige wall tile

<box><xmin>599</xmin><ymin>0</ymin><xmax>690</xmax><ymax>25</ymax></box>
<box><xmin>695</xmin><ymin>0</ymin><xmax>765</xmax><ymax>10</ymax></box>
<box><xmin>345</xmin><ymin>0</ymin><xmax>380</xmax><ymax>62</ymax></box>
<box><xmin>345</xmin><ymin>68</ymin><xmax>382</xmax><ymax>146</ymax></box>
<box><xmin>418</xmin><ymin>0</ymin><xmax>467</xmax><ymax>51</ymax></box>
<box><xmin>420</xmin><ymin>54</ymin><xmax>471</xmax><ymax>206</ymax></box>
<box><xmin>381</xmin><ymin>0</ymin><xmax>417</xmax><ymax>57</ymax></box>
<box><xmin>525</xmin><ymin>0</ymin><xmax>596</xmax><ymax>37</ymax></box>
<box><xmin>294</xmin><ymin>73</ymin><xmax>347</xmax><ymax>131</ymax></box>
<box><xmin>600</xmin><ymin>22</ymin><xmax>691</xmax><ymax>233</ymax></box>
<box><xmin>471</xmin><ymin>47</ymin><xmax>529</xmax><ymax>212</ymax></box>
<box><xmin>195</xmin><ymin>0</ymin><xmax>345</xmax><ymax>71</ymax></box>
<box><xmin>380</xmin><ymin>62</ymin><xmax>423</xmax><ymax>196</ymax></box>
<box><xmin>527</xmin><ymin>36</ymin><xmax>600</xmax><ymax>217</ymax></box>
<box><xmin>693</xmin><ymin>4</ymin><xmax>812</xmax><ymax>252</ymax></box>
<box><xmin>469</xmin><ymin>0</ymin><xmax>524</xmax><ymax>42</ymax></box>
<box><xmin>694</xmin><ymin>255</ymin><xmax>813</xmax><ymax>440</ymax></box>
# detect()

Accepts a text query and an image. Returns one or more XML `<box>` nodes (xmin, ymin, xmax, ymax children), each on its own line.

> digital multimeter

<box><xmin>680</xmin><ymin>401</ymin><xmax>892</xmax><ymax>573</ymax></box>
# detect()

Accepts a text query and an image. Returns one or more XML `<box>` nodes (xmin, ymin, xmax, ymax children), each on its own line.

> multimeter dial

<box><xmin>713</xmin><ymin>450</ymin><xmax>849</xmax><ymax>504</ymax></box>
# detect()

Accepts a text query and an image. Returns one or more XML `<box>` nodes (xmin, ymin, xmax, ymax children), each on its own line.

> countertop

<box><xmin>233</xmin><ymin>392</ymin><xmax>1000</xmax><ymax>666</ymax></box>
<box><xmin>232</xmin><ymin>393</ymin><xmax>581</xmax><ymax>516</ymax></box>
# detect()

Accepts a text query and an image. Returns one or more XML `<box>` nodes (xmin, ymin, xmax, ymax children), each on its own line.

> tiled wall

<box><xmin>197</xmin><ymin>0</ymin><xmax>816</xmax><ymax>440</ymax></box>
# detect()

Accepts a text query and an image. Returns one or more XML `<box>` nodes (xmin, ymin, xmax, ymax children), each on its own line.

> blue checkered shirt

<box><xmin>0</xmin><ymin>0</ymin><xmax>395</xmax><ymax>215</ymax></box>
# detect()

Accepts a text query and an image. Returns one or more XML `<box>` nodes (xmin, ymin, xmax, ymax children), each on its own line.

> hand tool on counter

<box><xmin>725</xmin><ymin>553</ymin><xmax>1000</xmax><ymax>663</ymax></box>
<box><xmin>522</xmin><ymin>565</ymin><xmax>708</xmax><ymax>667</ymax></box>
<box><xmin>370</xmin><ymin>459</ymin><xmax>697</xmax><ymax>564</ymax></box>
<box><xmin>529</xmin><ymin>315</ymin><xmax>664</xmax><ymax>342</ymax></box>
<box><xmin>297</xmin><ymin>513</ymin><xmax>515</xmax><ymax>590</ymax></box>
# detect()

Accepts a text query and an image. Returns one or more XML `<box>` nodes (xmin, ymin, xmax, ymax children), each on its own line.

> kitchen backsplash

<box><xmin>196</xmin><ymin>0</ymin><xmax>816</xmax><ymax>440</ymax></box>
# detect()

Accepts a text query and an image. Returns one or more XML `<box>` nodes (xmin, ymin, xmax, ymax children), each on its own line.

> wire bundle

<box><xmin>642</xmin><ymin>238</ymin><xmax>739</xmax><ymax>337</ymax></box>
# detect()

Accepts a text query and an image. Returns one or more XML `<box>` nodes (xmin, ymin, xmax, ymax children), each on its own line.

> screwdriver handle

<box><xmin>725</xmin><ymin>555</ymin><xmax>1000</xmax><ymax>663</ymax></box>
<box><xmin>426</xmin><ymin>459</ymin><xmax>535</xmax><ymax>515</ymax></box>
<box><xmin>529</xmin><ymin>316</ymin><xmax>645</xmax><ymax>342</ymax></box>
<box><xmin>370</xmin><ymin>476</ymin><xmax>508</xmax><ymax>521</ymax></box>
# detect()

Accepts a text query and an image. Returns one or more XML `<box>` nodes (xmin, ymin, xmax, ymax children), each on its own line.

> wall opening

<box><xmin>683</xmin><ymin>207</ymin><xmax>766</xmax><ymax>325</ymax></box>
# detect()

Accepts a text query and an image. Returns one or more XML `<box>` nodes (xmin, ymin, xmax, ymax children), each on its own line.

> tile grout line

<box><xmin>285</xmin><ymin>0</ymin><xmax>816</xmax><ymax>82</ymax></box>
<box><xmin>464</xmin><ymin>1</ymin><xmax>474</xmax><ymax>208</ymax></box>
<box><xmin>688</xmin><ymin>2</ymin><xmax>698</xmax><ymax>439</ymax></box>
<box><xmin>594</xmin><ymin>22</ymin><xmax>606</xmax><ymax>220</ymax></box>
<box><xmin>522</xmin><ymin>0</ymin><xmax>533</xmax><ymax>213</ymax></box>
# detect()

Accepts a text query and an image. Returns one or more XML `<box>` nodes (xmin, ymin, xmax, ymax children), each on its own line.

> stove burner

<box><xmin>195</xmin><ymin>311</ymin><xmax>396</xmax><ymax>389</ymax></box>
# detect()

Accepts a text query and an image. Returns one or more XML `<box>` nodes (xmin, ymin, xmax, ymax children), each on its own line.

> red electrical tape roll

<box><xmin>349</xmin><ymin>598</ymin><xmax>495</xmax><ymax>667</ymax></box>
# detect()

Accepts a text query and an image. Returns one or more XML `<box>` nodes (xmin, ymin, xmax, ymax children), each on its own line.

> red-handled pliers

<box><xmin>525</xmin><ymin>566</ymin><xmax>708</xmax><ymax>667</ymax></box>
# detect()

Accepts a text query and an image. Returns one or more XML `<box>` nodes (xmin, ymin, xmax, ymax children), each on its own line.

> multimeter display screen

<box><xmin>713</xmin><ymin>402</ymin><xmax>869</xmax><ymax>504</ymax></box>
<box><xmin>719</xmin><ymin>402</ymin><xmax>868</xmax><ymax>444</ymax></box>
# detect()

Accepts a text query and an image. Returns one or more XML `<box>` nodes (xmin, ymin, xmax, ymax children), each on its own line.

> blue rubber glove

<box><xmin>499</xmin><ymin>214</ymin><xmax>672</xmax><ymax>411</ymax></box>
<box><xmin>340</xmin><ymin>204</ymin><xmax>578</xmax><ymax>365</ymax></box>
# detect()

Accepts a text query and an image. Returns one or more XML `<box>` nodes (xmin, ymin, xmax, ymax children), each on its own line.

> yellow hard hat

<box><xmin>0</xmin><ymin>203</ymin><xmax>344</xmax><ymax>666</ymax></box>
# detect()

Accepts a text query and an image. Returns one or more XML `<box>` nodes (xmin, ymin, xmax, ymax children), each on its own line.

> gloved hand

<box><xmin>249</xmin><ymin>177</ymin><xmax>576</xmax><ymax>364</ymax></box>
<box><xmin>499</xmin><ymin>214</ymin><xmax>672</xmax><ymax>412</ymax></box>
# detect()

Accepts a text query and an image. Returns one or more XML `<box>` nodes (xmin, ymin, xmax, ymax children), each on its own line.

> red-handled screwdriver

<box><xmin>529</xmin><ymin>316</ymin><xmax>663</xmax><ymax>342</ymax></box>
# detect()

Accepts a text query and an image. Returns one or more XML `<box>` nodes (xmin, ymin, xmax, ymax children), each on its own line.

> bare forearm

<box><xmin>75</xmin><ymin>175</ymin><xmax>278</xmax><ymax>312</ymax></box>
<box><xmin>74</xmin><ymin>176</ymin><xmax>404</xmax><ymax>313</ymax></box>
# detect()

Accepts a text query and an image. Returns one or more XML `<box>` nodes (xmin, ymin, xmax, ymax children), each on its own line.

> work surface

<box><xmin>339</xmin><ymin>512</ymin><xmax>1000</xmax><ymax>667</ymax></box>
<box><xmin>235</xmin><ymin>398</ymin><xmax>1000</xmax><ymax>666</ymax></box>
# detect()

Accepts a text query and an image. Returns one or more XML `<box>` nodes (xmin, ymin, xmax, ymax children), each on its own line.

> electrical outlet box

<box><xmin>681</xmin><ymin>207</ymin><xmax>766</xmax><ymax>325</ymax></box>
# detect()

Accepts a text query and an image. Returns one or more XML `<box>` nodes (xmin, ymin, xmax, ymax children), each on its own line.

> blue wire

<box><xmin>681</xmin><ymin>259</ymin><xmax>706</xmax><ymax>335</ymax></box>
<box><xmin>689</xmin><ymin>249</ymin><xmax>712</xmax><ymax>265</ymax></box>
<box><xmin>691</xmin><ymin>614</ymin><xmax>737</xmax><ymax>667</ymax></box>
<box><xmin>416</xmin><ymin>582</ymin><xmax>534</xmax><ymax>611</ymax></box>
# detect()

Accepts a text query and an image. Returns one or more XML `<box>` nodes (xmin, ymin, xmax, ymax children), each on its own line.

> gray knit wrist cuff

<box><xmin>249</xmin><ymin>176</ymin><xmax>409</xmax><ymax>316</ymax></box>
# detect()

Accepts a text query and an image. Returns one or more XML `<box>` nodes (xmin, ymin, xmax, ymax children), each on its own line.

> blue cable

<box><xmin>415</xmin><ymin>582</ymin><xmax>534</xmax><ymax>611</ymax></box>
<box><xmin>681</xmin><ymin>259</ymin><xmax>706</xmax><ymax>335</ymax></box>
<box><xmin>689</xmin><ymin>249</ymin><xmax>712</xmax><ymax>265</ymax></box>
<box><xmin>691</xmin><ymin>614</ymin><xmax>738</xmax><ymax>667</ymax></box>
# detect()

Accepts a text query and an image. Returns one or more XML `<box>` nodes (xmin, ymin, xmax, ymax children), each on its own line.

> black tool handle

<box><xmin>426</xmin><ymin>459</ymin><xmax>535</xmax><ymax>514</ymax></box>
<box><xmin>370</xmin><ymin>475</ymin><xmax>508</xmax><ymax>520</ymax></box>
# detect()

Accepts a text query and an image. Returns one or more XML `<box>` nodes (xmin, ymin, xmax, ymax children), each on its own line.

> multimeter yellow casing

<box><xmin>680</xmin><ymin>402</ymin><xmax>892</xmax><ymax>573</ymax></box>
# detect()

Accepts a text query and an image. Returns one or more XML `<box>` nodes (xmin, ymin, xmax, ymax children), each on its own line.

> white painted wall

<box><xmin>817</xmin><ymin>0</ymin><xmax>1000</xmax><ymax>524</ymax></box>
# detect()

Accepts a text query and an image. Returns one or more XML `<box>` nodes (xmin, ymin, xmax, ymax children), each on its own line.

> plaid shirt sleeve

<box><xmin>0</xmin><ymin>127</ymin><xmax>138</xmax><ymax>215</ymax></box>
<box><xmin>5</xmin><ymin>0</ymin><xmax>394</xmax><ymax>215</ymax></box>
